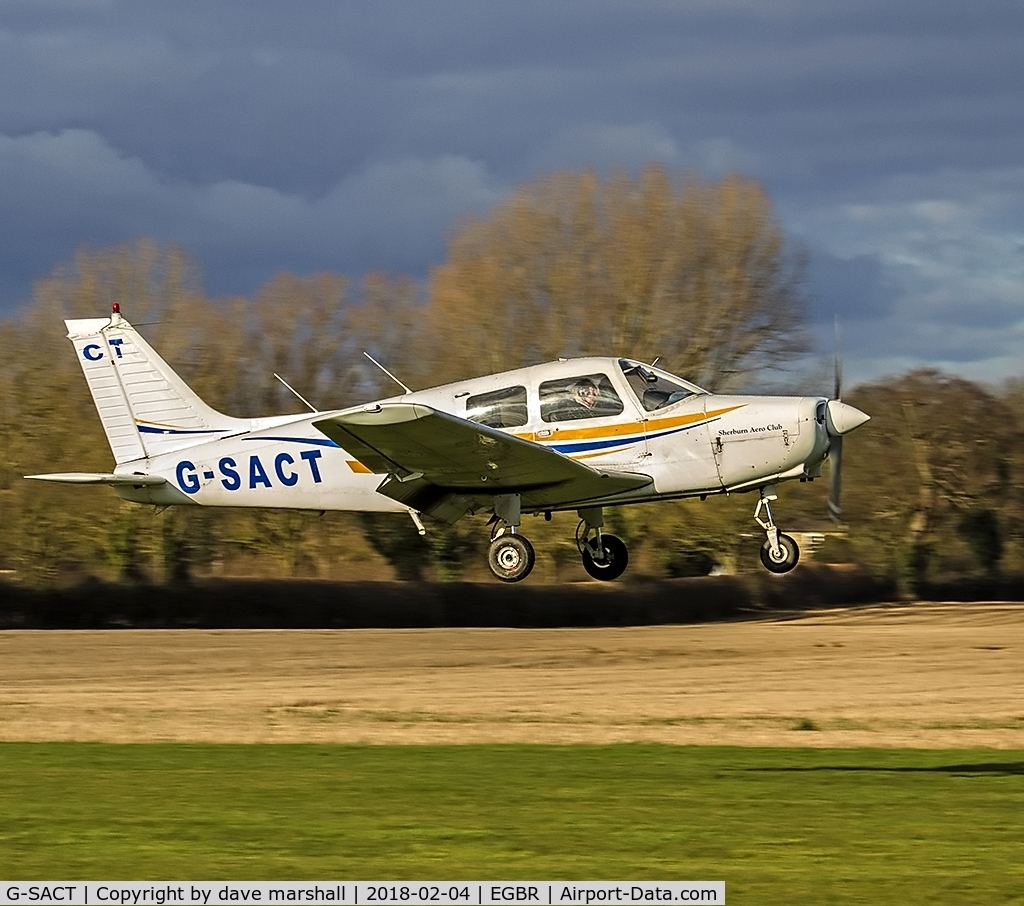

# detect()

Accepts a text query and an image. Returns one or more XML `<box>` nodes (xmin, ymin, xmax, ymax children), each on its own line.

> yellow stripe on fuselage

<box><xmin>645</xmin><ymin>404</ymin><xmax>746</xmax><ymax>434</ymax></box>
<box><xmin>514</xmin><ymin>404</ymin><xmax>745</xmax><ymax>444</ymax></box>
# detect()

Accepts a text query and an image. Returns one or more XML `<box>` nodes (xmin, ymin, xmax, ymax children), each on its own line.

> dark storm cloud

<box><xmin>1</xmin><ymin>0</ymin><xmax>1022</xmax><ymax>382</ymax></box>
<box><xmin>7</xmin><ymin>1</ymin><xmax>1020</xmax><ymax>192</ymax></box>
<box><xmin>805</xmin><ymin>252</ymin><xmax>895</xmax><ymax>325</ymax></box>
<box><xmin>0</xmin><ymin>128</ymin><xmax>503</xmax><ymax>299</ymax></box>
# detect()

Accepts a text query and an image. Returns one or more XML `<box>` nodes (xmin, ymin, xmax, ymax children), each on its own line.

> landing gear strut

<box><xmin>754</xmin><ymin>485</ymin><xmax>799</xmax><ymax>574</ymax></box>
<box><xmin>576</xmin><ymin>507</ymin><xmax>628</xmax><ymax>581</ymax></box>
<box><xmin>486</xmin><ymin>494</ymin><xmax>535</xmax><ymax>583</ymax></box>
<box><xmin>483</xmin><ymin>499</ymin><xmax>631</xmax><ymax>583</ymax></box>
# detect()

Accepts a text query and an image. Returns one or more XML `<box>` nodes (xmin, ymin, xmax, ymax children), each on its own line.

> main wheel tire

<box><xmin>759</xmin><ymin>532</ymin><xmax>800</xmax><ymax>574</ymax></box>
<box><xmin>581</xmin><ymin>533</ymin><xmax>629</xmax><ymax>581</ymax></box>
<box><xmin>487</xmin><ymin>534</ymin><xmax>536</xmax><ymax>582</ymax></box>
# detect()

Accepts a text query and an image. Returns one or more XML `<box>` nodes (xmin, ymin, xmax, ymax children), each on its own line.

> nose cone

<box><xmin>826</xmin><ymin>400</ymin><xmax>870</xmax><ymax>436</ymax></box>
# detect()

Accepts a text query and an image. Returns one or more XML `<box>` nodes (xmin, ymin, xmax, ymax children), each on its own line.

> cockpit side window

<box><xmin>466</xmin><ymin>385</ymin><xmax>528</xmax><ymax>428</ymax></box>
<box><xmin>618</xmin><ymin>359</ymin><xmax>700</xmax><ymax>411</ymax></box>
<box><xmin>540</xmin><ymin>373</ymin><xmax>623</xmax><ymax>422</ymax></box>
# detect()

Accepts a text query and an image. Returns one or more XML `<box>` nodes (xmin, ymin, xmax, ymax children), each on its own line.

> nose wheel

<box><xmin>754</xmin><ymin>485</ymin><xmax>800</xmax><ymax>574</ymax></box>
<box><xmin>759</xmin><ymin>532</ymin><xmax>799</xmax><ymax>573</ymax></box>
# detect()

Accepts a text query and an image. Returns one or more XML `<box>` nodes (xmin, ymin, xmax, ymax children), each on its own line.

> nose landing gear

<box><xmin>754</xmin><ymin>485</ymin><xmax>799</xmax><ymax>574</ymax></box>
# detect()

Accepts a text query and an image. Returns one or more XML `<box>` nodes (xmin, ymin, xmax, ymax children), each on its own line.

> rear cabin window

<box><xmin>540</xmin><ymin>373</ymin><xmax>624</xmax><ymax>423</ymax></box>
<box><xmin>465</xmin><ymin>385</ymin><xmax>528</xmax><ymax>428</ymax></box>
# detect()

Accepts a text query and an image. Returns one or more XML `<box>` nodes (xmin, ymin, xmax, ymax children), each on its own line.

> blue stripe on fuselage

<box><xmin>137</xmin><ymin>424</ymin><xmax>228</xmax><ymax>436</ymax></box>
<box><xmin>243</xmin><ymin>435</ymin><xmax>341</xmax><ymax>448</ymax></box>
<box><xmin>550</xmin><ymin>434</ymin><xmax>642</xmax><ymax>455</ymax></box>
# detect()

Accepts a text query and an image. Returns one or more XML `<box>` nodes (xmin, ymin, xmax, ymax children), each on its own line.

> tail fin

<box><xmin>66</xmin><ymin>310</ymin><xmax>248</xmax><ymax>464</ymax></box>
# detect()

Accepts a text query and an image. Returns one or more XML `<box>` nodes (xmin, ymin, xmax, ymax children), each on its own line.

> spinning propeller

<box><xmin>825</xmin><ymin>322</ymin><xmax>869</xmax><ymax>522</ymax></box>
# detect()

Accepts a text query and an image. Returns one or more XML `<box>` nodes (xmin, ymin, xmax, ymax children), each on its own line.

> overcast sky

<box><xmin>2</xmin><ymin>0</ymin><xmax>1022</xmax><ymax>387</ymax></box>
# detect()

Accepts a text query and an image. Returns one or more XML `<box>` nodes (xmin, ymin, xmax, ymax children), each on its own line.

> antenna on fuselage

<box><xmin>362</xmin><ymin>351</ymin><xmax>412</xmax><ymax>394</ymax></box>
<box><xmin>273</xmin><ymin>373</ymin><xmax>319</xmax><ymax>413</ymax></box>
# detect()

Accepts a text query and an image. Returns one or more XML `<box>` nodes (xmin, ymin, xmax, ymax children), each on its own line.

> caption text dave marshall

<box><xmin>2</xmin><ymin>884</ymin><xmax>723</xmax><ymax>906</ymax></box>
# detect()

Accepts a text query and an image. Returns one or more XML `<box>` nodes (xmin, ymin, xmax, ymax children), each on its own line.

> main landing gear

<box><xmin>486</xmin><ymin>494</ymin><xmax>536</xmax><ymax>582</ymax></box>
<box><xmin>484</xmin><ymin>497</ymin><xmax>629</xmax><ymax>583</ymax></box>
<box><xmin>484</xmin><ymin>488</ymin><xmax>799</xmax><ymax>581</ymax></box>
<box><xmin>575</xmin><ymin>506</ymin><xmax>628</xmax><ymax>581</ymax></box>
<box><xmin>754</xmin><ymin>484</ymin><xmax>799</xmax><ymax>574</ymax></box>
<box><xmin>488</xmin><ymin>526</ymin><xmax>536</xmax><ymax>583</ymax></box>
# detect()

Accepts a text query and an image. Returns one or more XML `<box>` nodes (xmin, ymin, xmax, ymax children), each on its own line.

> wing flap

<box><xmin>374</xmin><ymin>475</ymin><xmax>476</xmax><ymax>525</ymax></box>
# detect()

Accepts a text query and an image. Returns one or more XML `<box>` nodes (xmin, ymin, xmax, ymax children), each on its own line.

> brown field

<box><xmin>1</xmin><ymin>602</ymin><xmax>1022</xmax><ymax>748</ymax></box>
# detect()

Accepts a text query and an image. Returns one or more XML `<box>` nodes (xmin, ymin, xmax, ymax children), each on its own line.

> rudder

<box><xmin>67</xmin><ymin>310</ymin><xmax>248</xmax><ymax>464</ymax></box>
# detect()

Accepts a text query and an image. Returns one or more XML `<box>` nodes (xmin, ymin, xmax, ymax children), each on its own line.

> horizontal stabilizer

<box><xmin>26</xmin><ymin>472</ymin><xmax>168</xmax><ymax>486</ymax></box>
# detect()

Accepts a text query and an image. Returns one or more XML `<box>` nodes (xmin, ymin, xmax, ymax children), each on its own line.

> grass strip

<box><xmin>2</xmin><ymin>743</ymin><xmax>1023</xmax><ymax>904</ymax></box>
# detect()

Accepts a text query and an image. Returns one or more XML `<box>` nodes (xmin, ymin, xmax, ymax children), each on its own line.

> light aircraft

<box><xmin>29</xmin><ymin>305</ymin><xmax>869</xmax><ymax>582</ymax></box>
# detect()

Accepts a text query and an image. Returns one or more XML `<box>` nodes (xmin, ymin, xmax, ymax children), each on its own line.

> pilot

<box><xmin>566</xmin><ymin>378</ymin><xmax>600</xmax><ymax>417</ymax></box>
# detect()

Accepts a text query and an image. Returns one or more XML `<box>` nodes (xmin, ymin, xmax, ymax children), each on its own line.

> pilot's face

<box><xmin>576</xmin><ymin>384</ymin><xmax>598</xmax><ymax>407</ymax></box>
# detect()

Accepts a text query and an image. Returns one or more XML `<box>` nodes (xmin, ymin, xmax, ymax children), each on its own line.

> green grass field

<box><xmin>2</xmin><ymin>744</ymin><xmax>1023</xmax><ymax>904</ymax></box>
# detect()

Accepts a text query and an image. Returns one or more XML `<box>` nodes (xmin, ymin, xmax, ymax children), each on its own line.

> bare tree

<box><xmin>426</xmin><ymin>165</ymin><xmax>808</xmax><ymax>388</ymax></box>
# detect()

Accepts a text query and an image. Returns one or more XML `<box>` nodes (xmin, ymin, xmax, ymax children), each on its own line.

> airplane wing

<box><xmin>313</xmin><ymin>403</ymin><xmax>652</xmax><ymax>523</ymax></box>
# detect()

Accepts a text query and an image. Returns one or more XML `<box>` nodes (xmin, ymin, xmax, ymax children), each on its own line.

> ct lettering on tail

<box><xmin>81</xmin><ymin>337</ymin><xmax>124</xmax><ymax>361</ymax></box>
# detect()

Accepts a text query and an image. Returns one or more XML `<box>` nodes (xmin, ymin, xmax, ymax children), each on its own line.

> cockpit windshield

<box><xmin>618</xmin><ymin>359</ymin><xmax>706</xmax><ymax>411</ymax></box>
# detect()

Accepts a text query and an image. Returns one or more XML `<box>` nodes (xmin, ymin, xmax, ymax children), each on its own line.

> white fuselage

<box><xmin>116</xmin><ymin>356</ymin><xmax>832</xmax><ymax>513</ymax></box>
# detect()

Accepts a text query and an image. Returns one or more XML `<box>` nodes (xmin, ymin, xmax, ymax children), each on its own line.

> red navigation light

<box><xmin>112</xmin><ymin>302</ymin><xmax>121</xmax><ymax>314</ymax></box>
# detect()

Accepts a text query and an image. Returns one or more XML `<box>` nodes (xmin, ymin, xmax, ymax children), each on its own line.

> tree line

<box><xmin>0</xmin><ymin>165</ymin><xmax>1021</xmax><ymax>591</ymax></box>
